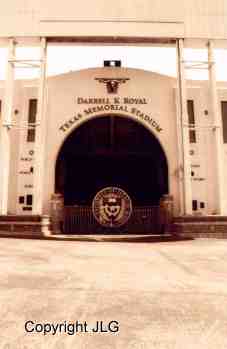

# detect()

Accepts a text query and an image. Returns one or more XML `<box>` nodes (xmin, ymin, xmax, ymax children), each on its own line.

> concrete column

<box><xmin>208</xmin><ymin>40</ymin><xmax>225</xmax><ymax>214</ymax></box>
<box><xmin>176</xmin><ymin>39</ymin><xmax>192</xmax><ymax>215</ymax></box>
<box><xmin>0</xmin><ymin>39</ymin><xmax>16</xmax><ymax>214</ymax></box>
<box><xmin>33</xmin><ymin>38</ymin><xmax>47</xmax><ymax>214</ymax></box>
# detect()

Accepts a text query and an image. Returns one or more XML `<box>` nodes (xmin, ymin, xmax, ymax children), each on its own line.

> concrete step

<box><xmin>0</xmin><ymin>221</ymin><xmax>43</xmax><ymax>225</ymax></box>
<box><xmin>173</xmin><ymin>220</ymin><xmax>227</xmax><ymax>239</ymax></box>
<box><xmin>0</xmin><ymin>230</ymin><xmax>44</xmax><ymax>239</ymax></box>
<box><xmin>0</xmin><ymin>215</ymin><xmax>51</xmax><ymax>234</ymax></box>
<box><xmin>0</xmin><ymin>232</ymin><xmax>188</xmax><ymax>242</ymax></box>
<box><xmin>0</xmin><ymin>215</ymin><xmax>42</xmax><ymax>222</ymax></box>
<box><xmin>47</xmin><ymin>233</ymin><xmax>186</xmax><ymax>242</ymax></box>
<box><xmin>174</xmin><ymin>215</ymin><xmax>227</xmax><ymax>223</ymax></box>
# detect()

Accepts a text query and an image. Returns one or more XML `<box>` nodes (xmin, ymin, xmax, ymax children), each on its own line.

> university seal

<box><xmin>92</xmin><ymin>187</ymin><xmax>132</xmax><ymax>227</ymax></box>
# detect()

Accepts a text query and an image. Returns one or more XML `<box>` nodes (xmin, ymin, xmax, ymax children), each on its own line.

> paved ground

<box><xmin>0</xmin><ymin>238</ymin><xmax>227</xmax><ymax>349</ymax></box>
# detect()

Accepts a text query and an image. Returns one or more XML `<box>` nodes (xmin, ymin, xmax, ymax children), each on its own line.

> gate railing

<box><xmin>63</xmin><ymin>205</ymin><xmax>163</xmax><ymax>234</ymax></box>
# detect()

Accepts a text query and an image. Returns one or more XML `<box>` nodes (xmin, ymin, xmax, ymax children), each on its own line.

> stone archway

<box><xmin>55</xmin><ymin>115</ymin><xmax>169</xmax><ymax>233</ymax></box>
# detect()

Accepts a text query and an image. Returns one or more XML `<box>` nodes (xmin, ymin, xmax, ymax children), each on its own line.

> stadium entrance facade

<box><xmin>0</xmin><ymin>1</ymin><xmax>227</xmax><ymax>236</ymax></box>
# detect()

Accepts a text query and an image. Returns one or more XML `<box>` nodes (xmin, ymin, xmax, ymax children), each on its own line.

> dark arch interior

<box><xmin>55</xmin><ymin>116</ymin><xmax>169</xmax><ymax>206</ymax></box>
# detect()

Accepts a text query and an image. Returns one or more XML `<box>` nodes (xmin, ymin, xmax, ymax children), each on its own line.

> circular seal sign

<box><xmin>92</xmin><ymin>187</ymin><xmax>132</xmax><ymax>228</ymax></box>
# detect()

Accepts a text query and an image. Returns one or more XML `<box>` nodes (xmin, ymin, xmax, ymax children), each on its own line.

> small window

<box><xmin>187</xmin><ymin>100</ymin><xmax>196</xmax><ymax>143</ymax></box>
<box><xmin>28</xmin><ymin>99</ymin><xmax>37</xmax><ymax>124</ymax></box>
<box><xmin>19</xmin><ymin>196</ymin><xmax>24</xmax><ymax>204</ymax></box>
<box><xmin>104</xmin><ymin>60</ymin><xmax>121</xmax><ymax>67</ymax></box>
<box><xmin>200</xmin><ymin>202</ymin><xmax>205</xmax><ymax>209</ymax></box>
<box><xmin>27</xmin><ymin>99</ymin><xmax>37</xmax><ymax>142</ymax></box>
<box><xmin>192</xmin><ymin>200</ymin><xmax>198</xmax><ymax>211</ymax></box>
<box><xmin>27</xmin><ymin>128</ymin><xmax>35</xmax><ymax>142</ymax></box>
<box><xmin>26</xmin><ymin>194</ymin><xmax>33</xmax><ymax>206</ymax></box>
<box><xmin>221</xmin><ymin>101</ymin><xmax>227</xmax><ymax>143</ymax></box>
<box><xmin>189</xmin><ymin>130</ymin><xmax>196</xmax><ymax>143</ymax></box>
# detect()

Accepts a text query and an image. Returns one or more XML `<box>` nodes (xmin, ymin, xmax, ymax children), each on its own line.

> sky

<box><xmin>0</xmin><ymin>45</ymin><xmax>227</xmax><ymax>81</ymax></box>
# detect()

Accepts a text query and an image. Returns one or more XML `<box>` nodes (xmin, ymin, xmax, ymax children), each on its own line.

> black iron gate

<box><xmin>63</xmin><ymin>206</ymin><xmax>164</xmax><ymax>234</ymax></box>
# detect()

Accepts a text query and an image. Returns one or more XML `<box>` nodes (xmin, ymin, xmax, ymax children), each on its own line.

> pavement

<box><xmin>0</xmin><ymin>237</ymin><xmax>227</xmax><ymax>349</ymax></box>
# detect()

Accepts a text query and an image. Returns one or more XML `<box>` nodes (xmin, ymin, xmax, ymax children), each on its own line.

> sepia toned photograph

<box><xmin>0</xmin><ymin>1</ymin><xmax>227</xmax><ymax>348</ymax></box>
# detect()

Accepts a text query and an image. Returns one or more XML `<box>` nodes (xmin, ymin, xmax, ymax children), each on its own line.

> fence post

<box><xmin>50</xmin><ymin>193</ymin><xmax>64</xmax><ymax>234</ymax></box>
<box><xmin>160</xmin><ymin>195</ymin><xmax>174</xmax><ymax>233</ymax></box>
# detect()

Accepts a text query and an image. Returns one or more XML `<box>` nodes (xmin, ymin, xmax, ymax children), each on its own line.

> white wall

<box><xmin>0</xmin><ymin>0</ymin><xmax>227</xmax><ymax>40</ymax></box>
<box><xmin>1</xmin><ymin>68</ymin><xmax>227</xmax><ymax>216</ymax></box>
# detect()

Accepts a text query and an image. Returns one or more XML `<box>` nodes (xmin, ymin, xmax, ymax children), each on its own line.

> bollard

<box><xmin>50</xmin><ymin>193</ymin><xmax>64</xmax><ymax>234</ymax></box>
<box><xmin>159</xmin><ymin>194</ymin><xmax>174</xmax><ymax>233</ymax></box>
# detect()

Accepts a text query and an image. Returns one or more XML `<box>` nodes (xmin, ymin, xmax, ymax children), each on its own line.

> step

<box><xmin>174</xmin><ymin>215</ymin><xmax>227</xmax><ymax>223</ymax></box>
<box><xmin>0</xmin><ymin>230</ymin><xmax>44</xmax><ymax>239</ymax></box>
<box><xmin>173</xmin><ymin>221</ymin><xmax>227</xmax><ymax>239</ymax></box>
<box><xmin>0</xmin><ymin>215</ymin><xmax>42</xmax><ymax>222</ymax></box>
<box><xmin>0</xmin><ymin>215</ymin><xmax>51</xmax><ymax>234</ymax></box>
<box><xmin>0</xmin><ymin>232</ymin><xmax>188</xmax><ymax>242</ymax></box>
<box><xmin>0</xmin><ymin>221</ymin><xmax>43</xmax><ymax>225</ymax></box>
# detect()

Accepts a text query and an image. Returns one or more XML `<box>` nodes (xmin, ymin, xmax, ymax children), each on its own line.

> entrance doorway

<box><xmin>55</xmin><ymin>115</ymin><xmax>169</xmax><ymax>233</ymax></box>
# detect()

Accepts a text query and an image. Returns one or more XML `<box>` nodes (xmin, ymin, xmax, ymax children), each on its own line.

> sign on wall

<box><xmin>59</xmin><ymin>96</ymin><xmax>163</xmax><ymax>134</ymax></box>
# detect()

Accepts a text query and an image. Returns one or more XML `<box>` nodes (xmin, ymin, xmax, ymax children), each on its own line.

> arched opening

<box><xmin>55</xmin><ymin>115</ymin><xmax>169</xmax><ymax>233</ymax></box>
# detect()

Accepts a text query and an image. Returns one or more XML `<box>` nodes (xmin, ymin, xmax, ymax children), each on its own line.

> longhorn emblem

<box><xmin>95</xmin><ymin>78</ymin><xmax>130</xmax><ymax>94</ymax></box>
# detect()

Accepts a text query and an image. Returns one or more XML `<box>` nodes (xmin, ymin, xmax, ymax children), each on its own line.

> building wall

<box><xmin>0</xmin><ymin>0</ymin><xmax>227</xmax><ymax>40</ymax></box>
<box><xmin>0</xmin><ymin>81</ymin><xmax>38</xmax><ymax>214</ymax></box>
<box><xmin>218</xmin><ymin>87</ymin><xmax>227</xmax><ymax>212</ymax></box>
<box><xmin>185</xmin><ymin>82</ymin><xmax>227</xmax><ymax>214</ymax></box>
<box><xmin>1</xmin><ymin>68</ymin><xmax>227</xmax><ymax>216</ymax></box>
<box><xmin>186</xmin><ymin>84</ymin><xmax>218</xmax><ymax>214</ymax></box>
<box><xmin>16</xmin><ymin>84</ymin><xmax>37</xmax><ymax>215</ymax></box>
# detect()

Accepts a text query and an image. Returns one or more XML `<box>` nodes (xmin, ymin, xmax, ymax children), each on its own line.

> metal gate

<box><xmin>63</xmin><ymin>206</ymin><xmax>163</xmax><ymax>234</ymax></box>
